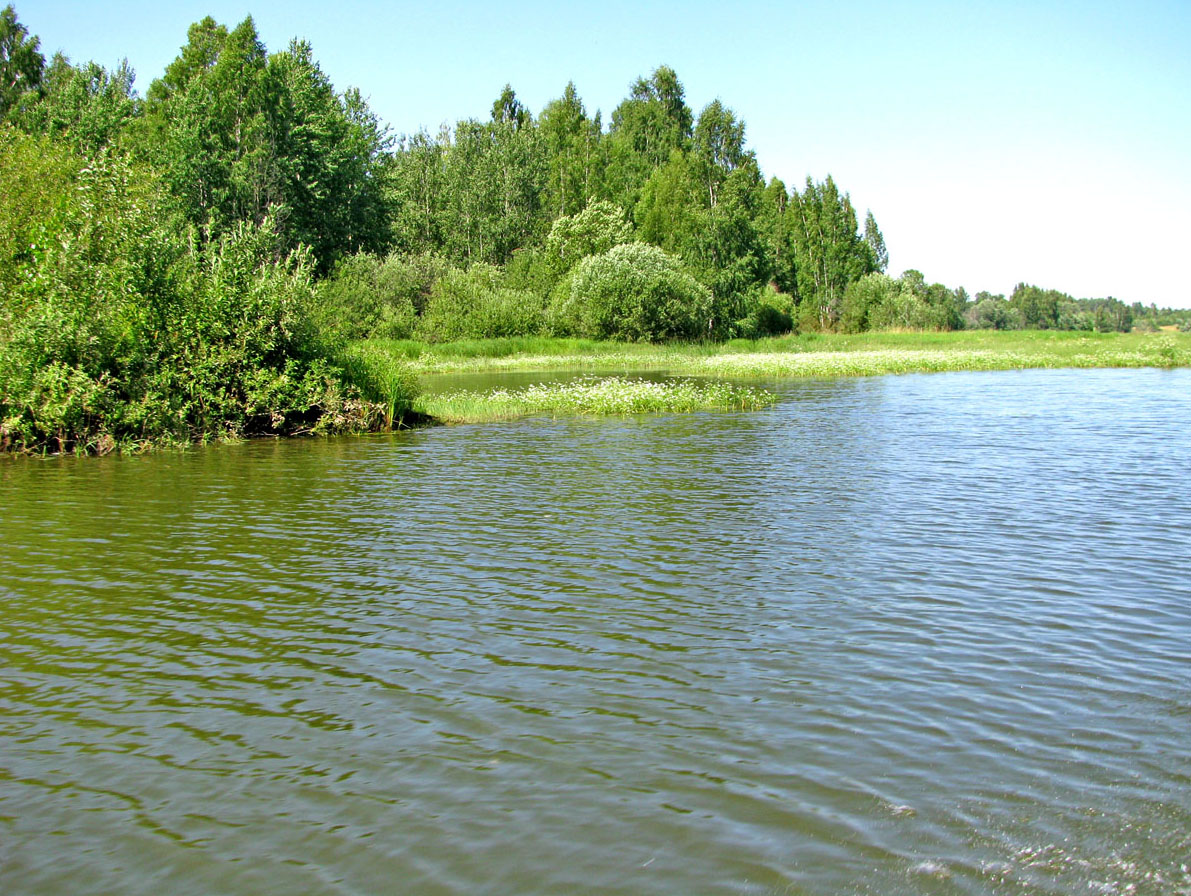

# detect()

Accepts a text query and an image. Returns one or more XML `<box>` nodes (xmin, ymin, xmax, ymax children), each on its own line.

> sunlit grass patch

<box><xmin>690</xmin><ymin>349</ymin><xmax>1006</xmax><ymax>378</ymax></box>
<box><xmin>414</xmin><ymin>376</ymin><xmax>776</xmax><ymax>423</ymax></box>
<box><xmin>355</xmin><ymin>331</ymin><xmax>1191</xmax><ymax>383</ymax></box>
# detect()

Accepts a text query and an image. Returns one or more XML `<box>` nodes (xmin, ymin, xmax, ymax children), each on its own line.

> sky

<box><xmin>18</xmin><ymin>0</ymin><xmax>1191</xmax><ymax>307</ymax></box>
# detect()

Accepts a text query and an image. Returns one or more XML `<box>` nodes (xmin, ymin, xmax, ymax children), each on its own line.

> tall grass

<box><xmin>360</xmin><ymin>330</ymin><xmax>1190</xmax><ymax>379</ymax></box>
<box><xmin>415</xmin><ymin>377</ymin><xmax>776</xmax><ymax>423</ymax></box>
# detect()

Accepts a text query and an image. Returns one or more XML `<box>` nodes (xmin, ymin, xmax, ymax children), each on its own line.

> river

<box><xmin>2</xmin><ymin>367</ymin><xmax>1188</xmax><ymax>895</ymax></box>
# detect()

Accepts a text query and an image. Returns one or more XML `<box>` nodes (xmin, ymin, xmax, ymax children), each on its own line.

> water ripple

<box><xmin>1</xmin><ymin>368</ymin><xmax>1189</xmax><ymax>895</ymax></box>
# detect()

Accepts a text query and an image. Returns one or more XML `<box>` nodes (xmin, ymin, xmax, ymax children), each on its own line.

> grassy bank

<box><xmin>338</xmin><ymin>330</ymin><xmax>1188</xmax><ymax>425</ymax></box>
<box><xmin>415</xmin><ymin>377</ymin><xmax>775</xmax><ymax>423</ymax></box>
<box><xmin>363</xmin><ymin>330</ymin><xmax>1190</xmax><ymax>379</ymax></box>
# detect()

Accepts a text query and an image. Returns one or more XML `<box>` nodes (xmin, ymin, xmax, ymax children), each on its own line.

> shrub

<box><xmin>503</xmin><ymin>202</ymin><xmax>635</xmax><ymax>304</ymax></box>
<box><xmin>964</xmin><ymin>296</ymin><xmax>1019</xmax><ymax>330</ymax></box>
<box><xmin>836</xmin><ymin>271</ymin><xmax>963</xmax><ymax>332</ymax></box>
<box><xmin>551</xmin><ymin>243</ymin><xmax>713</xmax><ymax>342</ymax></box>
<box><xmin>0</xmin><ymin>128</ymin><xmax>382</xmax><ymax>453</ymax></box>
<box><xmin>733</xmin><ymin>288</ymin><xmax>794</xmax><ymax>339</ymax></box>
<box><xmin>543</xmin><ymin>200</ymin><xmax>633</xmax><ymax>277</ymax></box>
<box><xmin>315</xmin><ymin>251</ymin><xmax>446</xmax><ymax>340</ymax></box>
<box><xmin>840</xmin><ymin>273</ymin><xmax>897</xmax><ymax>333</ymax></box>
<box><xmin>416</xmin><ymin>265</ymin><xmax>545</xmax><ymax>342</ymax></box>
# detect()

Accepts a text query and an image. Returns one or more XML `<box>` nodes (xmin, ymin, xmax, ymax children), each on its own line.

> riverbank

<box><xmin>357</xmin><ymin>333</ymin><xmax>1186</xmax><ymax>381</ymax></box>
<box><xmin>6</xmin><ymin>331</ymin><xmax>1186</xmax><ymax>451</ymax></box>
<box><xmin>343</xmin><ymin>329</ymin><xmax>1188</xmax><ymax>425</ymax></box>
<box><xmin>364</xmin><ymin>329</ymin><xmax>1190</xmax><ymax>380</ymax></box>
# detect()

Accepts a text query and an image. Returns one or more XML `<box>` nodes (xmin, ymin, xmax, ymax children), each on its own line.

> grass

<box><xmin>363</xmin><ymin>330</ymin><xmax>1190</xmax><ymax>379</ymax></box>
<box><xmin>414</xmin><ymin>376</ymin><xmax>776</xmax><ymax>423</ymax></box>
<box><xmin>353</xmin><ymin>330</ymin><xmax>1189</xmax><ymax>425</ymax></box>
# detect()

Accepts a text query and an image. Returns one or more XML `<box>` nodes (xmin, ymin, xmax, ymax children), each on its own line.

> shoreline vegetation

<box><xmin>389</xmin><ymin>330</ymin><xmax>1190</xmax><ymax>425</ymax></box>
<box><xmin>414</xmin><ymin>376</ymin><xmax>777</xmax><ymax>424</ymax></box>
<box><xmin>376</xmin><ymin>329</ymin><xmax>1190</xmax><ymax>378</ymax></box>
<box><xmin>2</xmin><ymin>7</ymin><xmax>1189</xmax><ymax>453</ymax></box>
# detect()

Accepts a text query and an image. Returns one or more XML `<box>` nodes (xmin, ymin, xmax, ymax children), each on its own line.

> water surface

<box><xmin>2</xmin><ymin>368</ymin><xmax>1189</xmax><ymax>895</ymax></box>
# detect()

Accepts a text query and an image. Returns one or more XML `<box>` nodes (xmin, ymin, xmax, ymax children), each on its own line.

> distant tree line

<box><xmin>1</xmin><ymin>6</ymin><xmax>1187</xmax><ymax>449</ymax></box>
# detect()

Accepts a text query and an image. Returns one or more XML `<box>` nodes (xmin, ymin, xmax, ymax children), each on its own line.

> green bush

<box><xmin>964</xmin><ymin>296</ymin><xmax>1020</xmax><ymax>331</ymax></box>
<box><xmin>543</xmin><ymin>200</ymin><xmax>633</xmax><ymax>277</ymax></box>
<box><xmin>839</xmin><ymin>273</ymin><xmax>897</xmax><ymax>333</ymax></box>
<box><xmin>0</xmin><ymin>128</ymin><xmax>383</xmax><ymax>453</ymax></box>
<box><xmin>733</xmin><ymin>289</ymin><xmax>794</xmax><ymax>339</ymax></box>
<box><xmin>315</xmin><ymin>251</ymin><xmax>446</xmax><ymax>340</ymax></box>
<box><xmin>503</xmin><ymin>202</ymin><xmax>635</xmax><ymax>303</ymax></box>
<box><xmin>837</xmin><ymin>271</ymin><xmax>963</xmax><ymax>333</ymax></box>
<box><xmin>416</xmin><ymin>264</ymin><xmax>545</xmax><ymax>342</ymax></box>
<box><xmin>551</xmin><ymin>243</ymin><xmax>713</xmax><ymax>342</ymax></box>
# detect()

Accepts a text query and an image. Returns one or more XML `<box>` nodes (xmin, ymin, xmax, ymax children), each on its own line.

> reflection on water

<box><xmin>2</xmin><ymin>368</ymin><xmax>1189</xmax><ymax>895</ymax></box>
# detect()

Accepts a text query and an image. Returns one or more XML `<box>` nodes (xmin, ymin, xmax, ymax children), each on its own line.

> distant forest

<box><xmin>1</xmin><ymin>6</ymin><xmax>1187</xmax><ymax>450</ymax></box>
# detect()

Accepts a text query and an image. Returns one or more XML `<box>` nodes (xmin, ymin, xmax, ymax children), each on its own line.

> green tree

<box><xmin>388</xmin><ymin>127</ymin><xmax>449</xmax><ymax>254</ymax></box>
<box><xmin>635</xmin><ymin>149</ymin><xmax>702</xmax><ymax>256</ymax></box>
<box><xmin>491</xmin><ymin>83</ymin><xmax>530</xmax><ymax>130</ymax></box>
<box><xmin>606</xmin><ymin>65</ymin><xmax>693</xmax><ymax>212</ymax></box>
<box><xmin>635</xmin><ymin>146</ymin><xmax>768</xmax><ymax>328</ymax></box>
<box><xmin>0</xmin><ymin>4</ymin><xmax>44</xmax><ymax>119</ymax></box>
<box><xmin>863</xmin><ymin>210</ymin><xmax>888</xmax><ymax>273</ymax></box>
<box><xmin>693</xmin><ymin>162</ymin><xmax>769</xmax><ymax>324</ymax></box>
<box><xmin>755</xmin><ymin>177</ymin><xmax>798</xmax><ymax>296</ymax></box>
<box><xmin>538</xmin><ymin>82</ymin><xmax>603</xmax><ymax>218</ymax></box>
<box><xmin>790</xmin><ymin>175</ymin><xmax>875</xmax><ymax>328</ymax></box>
<box><xmin>964</xmin><ymin>293</ymin><xmax>1016</xmax><ymax>330</ymax></box>
<box><xmin>269</xmin><ymin>42</ymin><xmax>391</xmax><ymax>268</ymax></box>
<box><xmin>141</xmin><ymin>16</ymin><xmax>271</xmax><ymax>236</ymax></box>
<box><xmin>692</xmin><ymin>99</ymin><xmax>748</xmax><ymax>208</ymax></box>
<box><xmin>18</xmin><ymin>54</ymin><xmax>138</xmax><ymax>155</ymax></box>
<box><xmin>144</xmin><ymin>16</ymin><xmax>226</xmax><ymax>117</ymax></box>
<box><xmin>141</xmin><ymin>17</ymin><xmax>390</xmax><ymax>271</ymax></box>
<box><xmin>1010</xmin><ymin>283</ymin><xmax>1061</xmax><ymax>329</ymax></box>
<box><xmin>1090</xmin><ymin>297</ymin><xmax>1132</xmax><ymax>332</ymax></box>
<box><xmin>442</xmin><ymin>109</ymin><xmax>546</xmax><ymax>266</ymax></box>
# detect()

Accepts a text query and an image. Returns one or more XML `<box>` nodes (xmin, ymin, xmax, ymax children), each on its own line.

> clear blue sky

<box><xmin>19</xmin><ymin>0</ymin><xmax>1191</xmax><ymax>307</ymax></box>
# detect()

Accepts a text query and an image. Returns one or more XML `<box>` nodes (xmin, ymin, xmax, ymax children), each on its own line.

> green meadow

<box><xmin>334</xmin><ymin>330</ymin><xmax>1190</xmax><ymax>425</ymax></box>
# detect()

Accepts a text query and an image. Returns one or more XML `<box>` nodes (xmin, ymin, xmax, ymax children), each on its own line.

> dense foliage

<box><xmin>0</xmin><ymin>129</ymin><xmax>392</xmax><ymax>453</ymax></box>
<box><xmin>553</xmin><ymin>243</ymin><xmax>713</xmax><ymax>341</ymax></box>
<box><xmin>0</xmin><ymin>5</ymin><xmax>1186</xmax><ymax>451</ymax></box>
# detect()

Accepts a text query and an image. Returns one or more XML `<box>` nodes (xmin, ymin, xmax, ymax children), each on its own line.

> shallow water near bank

<box><xmin>2</xmin><ymin>367</ymin><xmax>1189</xmax><ymax>895</ymax></box>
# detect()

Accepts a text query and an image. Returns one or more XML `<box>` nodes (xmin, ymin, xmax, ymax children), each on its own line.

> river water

<box><xmin>2</xmin><ymin>368</ymin><xmax>1189</xmax><ymax>895</ymax></box>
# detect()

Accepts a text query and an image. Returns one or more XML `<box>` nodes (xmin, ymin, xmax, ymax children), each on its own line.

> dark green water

<box><xmin>2</xmin><ymin>368</ymin><xmax>1189</xmax><ymax>895</ymax></box>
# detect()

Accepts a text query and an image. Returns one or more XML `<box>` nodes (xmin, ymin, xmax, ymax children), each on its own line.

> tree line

<box><xmin>1</xmin><ymin>7</ymin><xmax>1186</xmax><ymax>450</ymax></box>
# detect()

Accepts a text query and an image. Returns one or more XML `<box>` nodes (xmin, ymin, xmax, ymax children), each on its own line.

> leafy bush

<box><xmin>839</xmin><ymin>273</ymin><xmax>896</xmax><ymax>333</ymax></box>
<box><xmin>0</xmin><ymin>127</ymin><xmax>385</xmax><ymax>453</ymax></box>
<box><xmin>964</xmin><ymin>296</ymin><xmax>1021</xmax><ymax>330</ymax></box>
<box><xmin>315</xmin><ymin>251</ymin><xmax>446</xmax><ymax>340</ymax></box>
<box><xmin>503</xmin><ymin>202</ymin><xmax>635</xmax><ymax>302</ymax></box>
<box><xmin>551</xmin><ymin>243</ymin><xmax>713</xmax><ymax>342</ymax></box>
<box><xmin>732</xmin><ymin>288</ymin><xmax>794</xmax><ymax>339</ymax></box>
<box><xmin>416</xmin><ymin>264</ymin><xmax>545</xmax><ymax>342</ymax></box>
<box><xmin>836</xmin><ymin>271</ymin><xmax>963</xmax><ymax>332</ymax></box>
<box><xmin>544</xmin><ymin>200</ymin><xmax>633</xmax><ymax>276</ymax></box>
